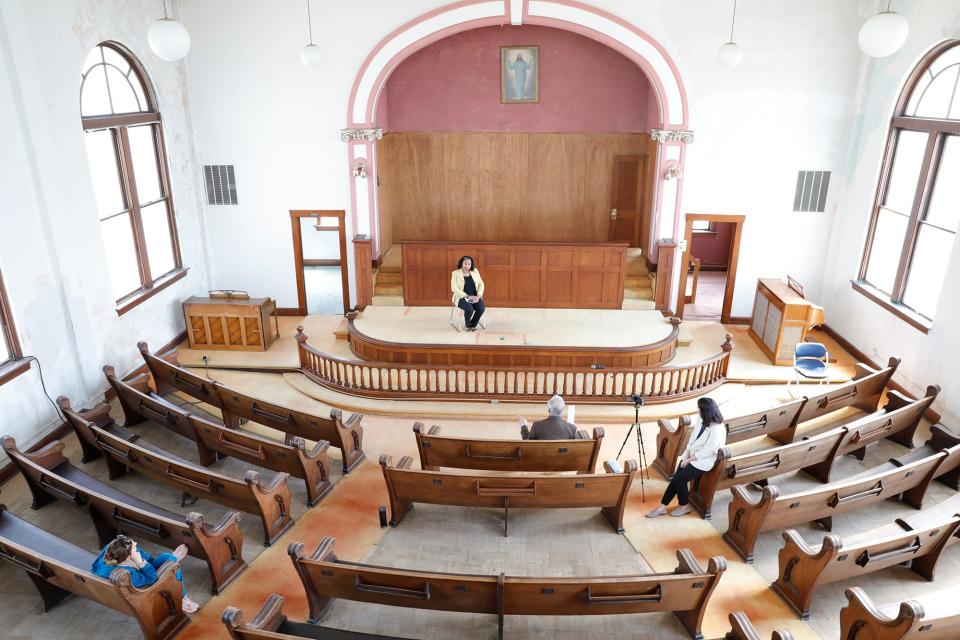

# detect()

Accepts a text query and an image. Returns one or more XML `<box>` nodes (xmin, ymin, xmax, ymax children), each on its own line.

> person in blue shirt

<box><xmin>92</xmin><ymin>535</ymin><xmax>198</xmax><ymax>613</ymax></box>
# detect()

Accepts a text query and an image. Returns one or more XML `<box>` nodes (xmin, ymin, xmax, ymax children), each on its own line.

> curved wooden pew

<box><xmin>841</xmin><ymin>585</ymin><xmax>960</xmax><ymax>640</ymax></box>
<box><xmin>772</xmin><ymin>492</ymin><xmax>960</xmax><ymax>618</ymax></box>
<box><xmin>138</xmin><ymin>341</ymin><xmax>365</xmax><ymax>473</ymax></box>
<box><xmin>653</xmin><ymin>357</ymin><xmax>901</xmax><ymax>477</ymax></box>
<box><xmin>724</xmin><ymin>611</ymin><xmax>795</xmax><ymax>640</ymax></box>
<box><xmin>688</xmin><ymin>388</ymin><xmax>938</xmax><ymax>519</ymax></box>
<box><xmin>105</xmin><ymin>367</ymin><xmax>333</xmax><ymax>506</ymax></box>
<box><xmin>381</xmin><ymin>455</ymin><xmax>637</xmax><ymax>535</ymax></box>
<box><xmin>723</xmin><ymin>434</ymin><xmax>960</xmax><ymax>562</ymax></box>
<box><xmin>289</xmin><ymin>537</ymin><xmax>726</xmax><ymax>640</ymax></box>
<box><xmin>223</xmin><ymin>594</ymin><xmax>410</xmax><ymax>640</ymax></box>
<box><xmin>2</xmin><ymin>435</ymin><xmax>246</xmax><ymax>594</ymax></box>
<box><xmin>413</xmin><ymin>422</ymin><xmax>604</xmax><ymax>472</ymax></box>
<box><xmin>0</xmin><ymin>505</ymin><xmax>188</xmax><ymax>640</ymax></box>
<box><xmin>68</xmin><ymin>406</ymin><xmax>294</xmax><ymax>546</ymax></box>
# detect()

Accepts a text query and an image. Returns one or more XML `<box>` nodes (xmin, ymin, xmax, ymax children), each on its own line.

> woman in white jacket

<box><xmin>646</xmin><ymin>397</ymin><xmax>726</xmax><ymax>517</ymax></box>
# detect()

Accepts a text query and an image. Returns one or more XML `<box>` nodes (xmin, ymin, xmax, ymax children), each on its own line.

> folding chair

<box><xmin>451</xmin><ymin>302</ymin><xmax>486</xmax><ymax>333</ymax></box>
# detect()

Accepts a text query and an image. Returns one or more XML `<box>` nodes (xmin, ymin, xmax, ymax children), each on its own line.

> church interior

<box><xmin>2</xmin><ymin>1</ymin><xmax>960</xmax><ymax>639</ymax></box>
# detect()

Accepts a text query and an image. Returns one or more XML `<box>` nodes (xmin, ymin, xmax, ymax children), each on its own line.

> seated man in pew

<box><xmin>519</xmin><ymin>394</ymin><xmax>578</xmax><ymax>440</ymax></box>
<box><xmin>93</xmin><ymin>535</ymin><xmax>199</xmax><ymax>614</ymax></box>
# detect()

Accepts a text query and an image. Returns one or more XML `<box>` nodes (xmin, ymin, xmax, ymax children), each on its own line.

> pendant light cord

<box><xmin>306</xmin><ymin>0</ymin><xmax>315</xmax><ymax>45</ymax></box>
<box><xmin>729</xmin><ymin>0</ymin><xmax>738</xmax><ymax>42</ymax></box>
<box><xmin>161</xmin><ymin>0</ymin><xmax>169</xmax><ymax>19</ymax></box>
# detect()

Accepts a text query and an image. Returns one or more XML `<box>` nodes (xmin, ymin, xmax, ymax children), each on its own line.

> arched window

<box><xmin>857</xmin><ymin>41</ymin><xmax>960</xmax><ymax>330</ymax></box>
<box><xmin>80</xmin><ymin>43</ymin><xmax>184</xmax><ymax>313</ymax></box>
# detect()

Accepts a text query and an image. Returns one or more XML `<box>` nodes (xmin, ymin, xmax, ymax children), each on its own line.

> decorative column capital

<box><xmin>650</xmin><ymin>128</ymin><xmax>694</xmax><ymax>144</ymax></box>
<box><xmin>340</xmin><ymin>128</ymin><xmax>384</xmax><ymax>142</ymax></box>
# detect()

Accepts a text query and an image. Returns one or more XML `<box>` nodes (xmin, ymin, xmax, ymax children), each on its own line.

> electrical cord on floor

<box><xmin>19</xmin><ymin>356</ymin><xmax>64</xmax><ymax>422</ymax></box>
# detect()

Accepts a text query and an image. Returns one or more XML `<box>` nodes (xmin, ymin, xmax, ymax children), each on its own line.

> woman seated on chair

<box><xmin>92</xmin><ymin>535</ymin><xmax>199</xmax><ymax>613</ymax></box>
<box><xmin>645</xmin><ymin>397</ymin><xmax>726</xmax><ymax>518</ymax></box>
<box><xmin>451</xmin><ymin>255</ymin><xmax>485</xmax><ymax>331</ymax></box>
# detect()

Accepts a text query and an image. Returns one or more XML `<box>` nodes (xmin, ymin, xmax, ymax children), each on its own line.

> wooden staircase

<box><xmin>372</xmin><ymin>246</ymin><xmax>404</xmax><ymax>306</ymax></box>
<box><xmin>621</xmin><ymin>248</ymin><xmax>655</xmax><ymax>310</ymax></box>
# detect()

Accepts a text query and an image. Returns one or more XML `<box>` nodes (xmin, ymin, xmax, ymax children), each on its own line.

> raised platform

<box><xmin>348</xmin><ymin>306</ymin><xmax>679</xmax><ymax>367</ymax></box>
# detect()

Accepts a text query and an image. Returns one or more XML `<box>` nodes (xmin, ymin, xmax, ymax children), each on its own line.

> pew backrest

<box><xmin>841</xmin><ymin>586</ymin><xmax>960</xmax><ymax>640</ymax></box>
<box><xmin>795</xmin><ymin>357</ymin><xmax>899</xmax><ymax>425</ymax></box>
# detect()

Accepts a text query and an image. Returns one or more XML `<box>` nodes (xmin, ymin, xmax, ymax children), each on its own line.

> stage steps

<box><xmin>622</xmin><ymin>248</ymin><xmax>654</xmax><ymax>308</ymax></box>
<box><xmin>372</xmin><ymin>245</ymin><xmax>405</xmax><ymax>306</ymax></box>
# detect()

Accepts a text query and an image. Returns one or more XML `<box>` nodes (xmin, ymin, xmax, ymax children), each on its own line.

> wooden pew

<box><xmin>653</xmin><ymin>357</ymin><xmax>900</xmax><ymax>477</ymax></box>
<box><xmin>723</xmin><ymin>434</ymin><xmax>960</xmax><ymax>562</ymax></box>
<box><xmin>724</xmin><ymin>611</ymin><xmax>795</xmax><ymax>640</ymax></box>
<box><xmin>105</xmin><ymin>367</ymin><xmax>333</xmax><ymax>506</ymax></box>
<box><xmin>0</xmin><ymin>505</ymin><xmax>188</xmax><ymax>640</ymax></box>
<box><xmin>688</xmin><ymin>388</ymin><xmax>938</xmax><ymax>519</ymax></box>
<box><xmin>223</xmin><ymin>594</ymin><xmax>410</xmax><ymax>640</ymax></box>
<box><xmin>67</xmin><ymin>404</ymin><xmax>294</xmax><ymax>546</ymax></box>
<box><xmin>2</xmin><ymin>435</ymin><xmax>246</xmax><ymax>594</ymax></box>
<box><xmin>380</xmin><ymin>455</ymin><xmax>637</xmax><ymax>535</ymax></box>
<box><xmin>412</xmin><ymin>423</ymin><xmax>604</xmax><ymax>473</ymax></box>
<box><xmin>138</xmin><ymin>341</ymin><xmax>366</xmax><ymax>473</ymax></box>
<box><xmin>841</xmin><ymin>585</ymin><xmax>960</xmax><ymax>640</ymax></box>
<box><xmin>289</xmin><ymin>537</ymin><xmax>726</xmax><ymax>640</ymax></box>
<box><xmin>772</xmin><ymin>492</ymin><xmax>960</xmax><ymax>618</ymax></box>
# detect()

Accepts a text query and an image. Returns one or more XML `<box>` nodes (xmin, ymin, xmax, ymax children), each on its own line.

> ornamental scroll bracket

<box><xmin>650</xmin><ymin>129</ymin><xmax>694</xmax><ymax>144</ymax></box>
<box><xmin>340</xmin><ymin>128</ymin><xmax>384</xmax><ymax>142</ymax></box>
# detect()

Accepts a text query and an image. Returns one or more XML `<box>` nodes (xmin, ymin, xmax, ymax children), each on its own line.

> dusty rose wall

<box><xmin>382</xmin><ymin>25</ymin><xmax>653</xmax><ymax>133</ymax></box>
<box><xmin>690</xmin><ymin>222</ymin><xmax>735</xmax><ymax>268</ymax></box>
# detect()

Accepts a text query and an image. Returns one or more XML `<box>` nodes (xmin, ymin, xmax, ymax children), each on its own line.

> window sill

<box><xmin>116</xmin><ymin>268</ymin><xmax>189</xmax><ymax>316</ymax></box>
<box><xmin>850</xmin><ymin>280</ymin><xmax>932</xmax><ymax>334</ymax></box>
<box><xmin>0</xmin><ymin>358</ymin><xmax>31</xmax><ymax>387</ymax></box>
<box><xmin>692</xmin><ymin>230</ymin><xmax>717</xmax><ymax>236</ymax></box>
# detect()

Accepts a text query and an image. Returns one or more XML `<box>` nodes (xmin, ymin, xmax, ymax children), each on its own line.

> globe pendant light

<box><xmin>717</xmin><ymin>0</ymin><xmax>743</xmax><ymax>68</ymax></box>
<box><xmin>301</xmin><ymin>0</ymin><xmax>323</xmax><ymax>68</ymax></box>
<box><xmin>148</xmin><ymin>0</ymin><xmax>191</xmax><ymax>62</ymax></box>
<box><xmin>859</xmin><ymin>0</ymin><xmax>909</xmax><ymax>58</ymax></box>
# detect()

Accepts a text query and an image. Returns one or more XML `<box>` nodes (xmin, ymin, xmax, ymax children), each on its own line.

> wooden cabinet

<box><xmin>401</xmin><ymin>241</ymin><xmax>628</xmax><ymax>309</ymax></box>
<box><xmin>748</xmin><ymin>279</ymin><xmax>824</xmax><ymax>365</ymax></box>
<box><xmin>183</xmin><ymin>296</ymin><xmax>278</xmax><ymax>351</ymax></box>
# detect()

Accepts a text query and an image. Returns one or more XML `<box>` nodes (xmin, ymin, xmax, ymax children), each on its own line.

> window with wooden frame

<box><xmin>0</xmin><ymin>268</ymin><xmax>28</xmax><ymax>386</ymax></box>
<box><xmin>856</xmin><ymin>41</ymin><xmax>960</xmax><ymax>331</ymax></box>
<box><xmin>80</xmin><ymin>42</ymin><xmax>185</xmax><ymax>315</ymax></box>
<box><xmin>692</xmin><ymin>220</ymin><xmax>716</xmax><ymax>233</ymax></box>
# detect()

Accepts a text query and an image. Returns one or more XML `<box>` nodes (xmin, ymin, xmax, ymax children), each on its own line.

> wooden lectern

<box><xmin>749</xmin><ymin>278</ymin><xmax>824</xmax><ymax>365</ymax></box>
<box><xmin>183</xmin><ymin>295</ymin><xmax>278</xmax><ymax>351</ymax></box>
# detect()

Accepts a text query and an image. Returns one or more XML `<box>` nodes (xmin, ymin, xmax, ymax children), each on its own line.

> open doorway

<box><xmin>676</xmin><ymin>214</ymin><xmax>744</xmax><ymax>323</ymax></box>
<box><xmin>290</xmin><ymin>209</ymin><xmax>350</xmax><ymax>315</ymax></box>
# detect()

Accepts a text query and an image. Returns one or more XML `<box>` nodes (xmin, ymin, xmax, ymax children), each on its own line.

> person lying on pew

<box><xmin>519</xmin><ymin>394</ymin><xmax>579</xmax><ymax>440</ymax></box>
<box><xmin>646</xmin><ymin>397</ymin><xmax>726</xmax><ymax>518</ymax></box>
<box><xmin>92</xmin><ymin>535</ymin><xmax>199</xmax><ymax>613</ymax></box>
<box><xmin>451</xmin><ymin>255</ymin><xmax>485</xmax><ymax>332</ymax></box>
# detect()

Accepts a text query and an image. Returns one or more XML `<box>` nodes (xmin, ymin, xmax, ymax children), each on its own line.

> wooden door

<box><xmin>607</xmin><ymin>155</ymin><xmax>644</xmax><ymax>245</ymax></box>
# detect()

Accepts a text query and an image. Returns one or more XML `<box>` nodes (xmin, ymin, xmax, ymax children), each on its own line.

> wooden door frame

<box><xmin>675</xmin><ymin>213</ymin><xmax>745</xmax><ymax>323</ymax></box>
<box><xmin>608</xmin><ymin>154</ymin><xmax>647</xmax><ymax>247</ymax></box>
<box><xmin>290</xmin><ymin>210</ymin><xmax>350</xmax><ymax>316</ymax></box>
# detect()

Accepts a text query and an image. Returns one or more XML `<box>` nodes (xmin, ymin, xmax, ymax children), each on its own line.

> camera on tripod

<box><xmin>629</xmin><ymin>393</ymin><xmax>645</xmax><ymax>407</ymax></box>
<box><xmin>617</xmin><ymin>393</ymin><xmax>649</xmax><ymax>500</ymax></box>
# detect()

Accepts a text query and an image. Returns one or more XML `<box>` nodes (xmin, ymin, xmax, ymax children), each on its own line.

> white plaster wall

<box><xmin>820</xmin><ymin>0</ymin><xmax>960</xmax><ymax>424</ymax></box>
<box><xmin>0</xmin><ymin>0</ymin><xmax>212</xmax><ymax>462</ymax></box>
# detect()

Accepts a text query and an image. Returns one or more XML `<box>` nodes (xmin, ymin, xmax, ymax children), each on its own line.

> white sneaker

<box><xmin>670</xmin><ymin>504</ymin><xmax>692</xmax><ymax>517</ymax></box>
<box><xmin>645</xmin><ymin>505</ymin><xmax>667</xmax><ymax>518</ymax></box>
<box><xmin>182</xmin><ymin>597</ymin><xmax>199</xmax><ymax>614</ymax></box>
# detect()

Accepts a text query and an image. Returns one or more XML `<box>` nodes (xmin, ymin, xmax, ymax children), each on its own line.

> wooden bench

<box><xmin>841</xmin><ymin>585</ymin><xmax>960</xmax><ymax>640</ymax></box>
<box><xmin>653</xmin><ymin>357</ymin><xmax>901</xmax><ymax>477</ymax></box>
<box><xmin>139</xmin><ymin>341</ymin><xmax>366</xmax><ymax>473</ymax></box>
<box><xmin>724</xmin><ymin>611</ymin><xmax>795</xmax><ymax>640</ymax></box>
<box><xmin>105</xmin><ymin>367</ymin><xmax>333</xmax><ymax>506</ymax></box>
<box><xmin>2</xmin><ymin>436</ymin><xmax>247</xmax><ymax>594</ymax></box>
<box><xmin>380</xmin><ymin>455</ymin><xmax>637</xmax><ymax>535</ymax></box>
<box><xmin>413</xmin><ymin>423</ymin><xmax>603</xmax><ymax>473</ymax></box>
<box><xmin>688</xmin><ymin>388</ymin><xmax>938</xmax><ymax>519</ymax></box>
<box><xmin>0</xmin><ymin>504</ymin><xmax>188</xmax><ymax>640</ymax></box>
<box><xmin>723</xmin><ymin>432</ymin><xmax>960</xmax><ymax>562</ymax></box>
<box><xmin>223</xmin><ymin>594</ymin><xmax>409</xmax><ymax>640</ymax></box>
<box><xmin>772</xmin><ymin>492</ymin><xmax>960</xmax><ymax>618</ymax></box>
<box><xmin>288</xmin><ymin>536</ymin><xmax>726</xmax><ymax>640</ymax></box>
<box><xmin>66</xmin><ymin>405</ymin><xmax>294</xmax><ymax>546</ymax></box>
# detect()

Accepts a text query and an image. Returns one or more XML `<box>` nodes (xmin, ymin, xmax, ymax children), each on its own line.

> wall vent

<box><xmin>793</xmin><ymin>170</ymin><xmax>830</xmax><ymax>212</ymax></box>
<box><xmin>203</xmin><ymin>165</ymin><xmax>238</xmax><ymax>205</ymax></box>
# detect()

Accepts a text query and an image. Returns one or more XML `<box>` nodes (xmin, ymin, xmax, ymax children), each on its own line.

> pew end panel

<box><xmin>332</xmin><ymin>409</ymin><xmax>366</xmax><ymax>473</ymax></box>
<box><xmin>1</xmin><ymin>437</ymin><xmax>72</xmax><ymax>510</ymax></box>
<box><xmin>723</xmin><ymin>485</ymin><xmax>779</xmax><ymax>563</ymax></box>
<box><xmin>104</xmin><ymin>365</ymin><xmax>151</xmax><ymax>429</ymax></box>
<box><xmin>110</xmin><ymin>559</ymin><xmax>190</xmax><ymax>640</ymax></box>
<box><xmin>244</xmin><ymin>469</ymin><xmax>295</xmax><ymax>546</ymax></box>
<box><xmin>222</xmin><ymin>594</ymin><xmax>288</xmax><ymax>640</ymax></box>
<box><xmin>600</xmin><ymin>459</ymin><xmax>637</xmax><ymax>534</ymax></box>
<box><xmin>184</xmin><ymin>510</ymin><xmax>248</xmax><ymax>594</ymax></box>
<box><xmin>771</xmin><ymin>529</ymin><xmax>842</xmax><ymax>619</ymax></box>
<box><xmin>380</xmin><ymin>455</ymin><xmax>415</xmax><ymax>527</ymax></box>
<box><xmin>901</xmin><ymin>442</ymin><xmax>960</xmax><ymax>509</ymax></box>
<box><xmin>840</xmin><ymin>587</ymin><xmax>923</xmax><ymax>640</ymax></box>
<box><xmin>880</xmin><ymin>386</ymin><xmax>940</xmax><ymax>449</ymax></box>
<box><xmin>291</xmin><ymin>436</ymin><xmax>333</xmax><ymax>506</ymax></box>
<box><xmin>653</xmin><ymin>416</ymin><xmax>692</xmax><ymax>478</ymax></box>
<box><xmin>925</xmin><ymin>425</ymin><xmax>960</xmax><ymax>491</ymax></box>
<box><xmin>57</xmin><ymin>396</ymin><xmax>116</xmax><ymax>464</ymax></box>
<box><xmin>688</xmin><ymin>447</ymin><xmax>733</xmax><ymax>520</ymax></box>
<box><xmin>412</xmin><ymin>423</ymin><xmax>432</xmax><ymax>470</ymax></box>
<box><xmin>671</xmin><ymin>549</ymin><xmax>728</xmax><ymax>640</ymax></box>
<box><xmin>288</xmin><ymin>538</ymin><xmax>337</xmax><ymax>624</ymax></box>
<box><xmin>725</xmin><ymin>611</ymin><xmax>796</xmax><ymax>640</ymax></box>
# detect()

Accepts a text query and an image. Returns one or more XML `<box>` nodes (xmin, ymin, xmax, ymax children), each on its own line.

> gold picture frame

<box><xmin>500</xmin><ymin>45</ymin><xmax>539</xmax><ymax>103</ymax></box>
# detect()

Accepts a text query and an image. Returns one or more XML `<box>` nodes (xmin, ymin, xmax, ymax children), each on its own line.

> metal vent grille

<box><xmin>793</xmin><ymin>170</ymin><xmax>830</xmax><ymax>212</ymax></box>
<box><xmin>203</xmin><ymin>165</ymin><xmax>238</xmax><ymax>205</ymax></box>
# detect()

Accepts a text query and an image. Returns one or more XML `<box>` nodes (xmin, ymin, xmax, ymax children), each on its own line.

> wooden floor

<box><xmin>684</xmin><ymin>270</ymin><xmax>727</xmax><ymax>320</ymax></box>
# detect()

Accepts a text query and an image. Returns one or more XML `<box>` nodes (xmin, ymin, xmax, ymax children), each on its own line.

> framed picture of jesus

<box><xmin>500</xmin><ymin>45</ymin><xmax>539</xmax><ymax>103</ymax></box>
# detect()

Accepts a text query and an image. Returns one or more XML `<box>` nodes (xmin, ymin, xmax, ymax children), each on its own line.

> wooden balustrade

<box><xmin>296</xmin><ymin>327</ymin><xmax>733</xmax><ymax>404</ymax></box>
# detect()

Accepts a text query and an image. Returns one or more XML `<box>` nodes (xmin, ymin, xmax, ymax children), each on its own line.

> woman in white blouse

<box><xmin>646</xmin><ymin>397</ymin><xmax>726</xmax><ymax>518</ymax></box>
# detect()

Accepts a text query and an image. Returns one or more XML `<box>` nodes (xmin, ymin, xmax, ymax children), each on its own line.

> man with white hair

<box><xmin>519</xmin><ymin>394</ymin><xmax>578</xmax><ymax>440</ymax></box>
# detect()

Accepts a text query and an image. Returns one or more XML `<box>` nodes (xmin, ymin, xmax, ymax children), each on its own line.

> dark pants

<box><xmin>458</xmin><ymin>298</ymin><xmax>485</xmax><ymax>328</ymax></box>
<box><xmin>661</xmin><ymin>464</ymin><xmax>705</xmax><ymax>506</ymax></box>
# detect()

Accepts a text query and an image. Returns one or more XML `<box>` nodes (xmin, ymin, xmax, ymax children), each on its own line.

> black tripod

<box><xmin>616</xmin><ymin>394</ymin><xmax>651</xmax><ymax>501</ymax></box>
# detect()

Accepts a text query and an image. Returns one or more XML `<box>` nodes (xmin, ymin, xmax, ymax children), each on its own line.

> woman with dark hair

<box><xmin>646</xmin><ymin>397</ymin><xmax>726</xmax><ymax>518</ymax></box>
<box><xmin>451</xmin><ymin>255</ymin><xmax>485</xmax><ymax>331</ymax></box>
<box><xmin>91</xmin><ymin>535</ymin><xmax>199</xmax><ymax>613</ymax></box>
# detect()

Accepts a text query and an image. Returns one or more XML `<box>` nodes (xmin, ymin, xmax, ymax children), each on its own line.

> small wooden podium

<box><xmin>749</xmin><ymin>278</ymin><xmax>824</xmax><ymax>365</ymax></box>
<box><xmin>182</xmin><ymin>295</ymin><xmax>279</xmax><ymax>351</ymax></box>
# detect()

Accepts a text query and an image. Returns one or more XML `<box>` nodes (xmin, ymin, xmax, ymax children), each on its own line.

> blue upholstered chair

<box><xmin>788</xmin><ymin>341</ymin><xmax>829</xmax><ymax>396</ymax></box>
